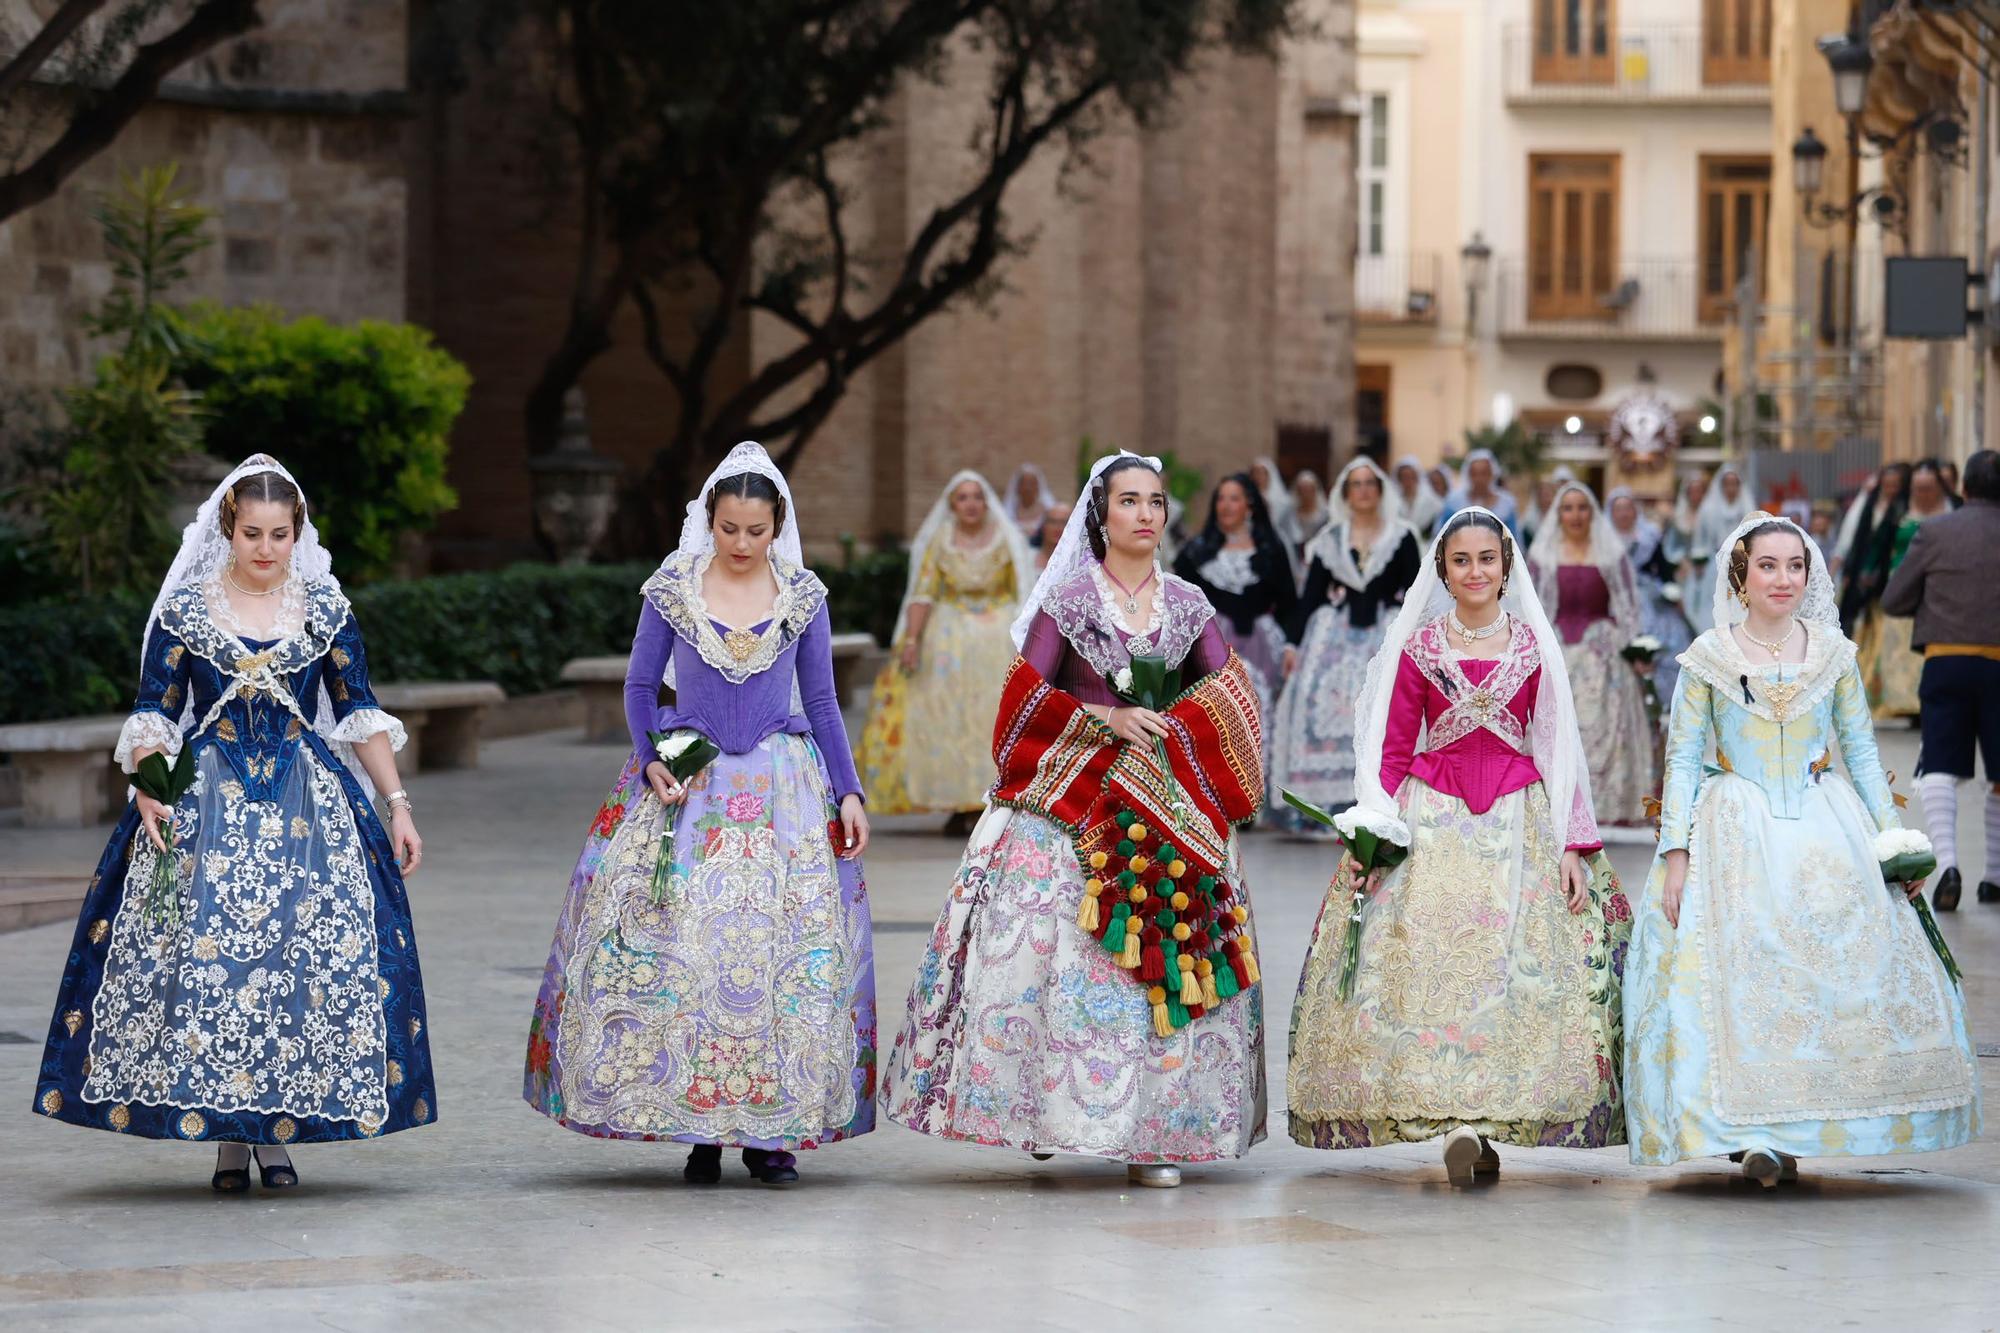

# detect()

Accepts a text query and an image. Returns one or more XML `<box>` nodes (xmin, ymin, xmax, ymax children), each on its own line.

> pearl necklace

<box><xmin>1449</xmin><ymin>610</ymin><xmax>1507</xmax><ymax>648</ymax></box>
<box><xmin>226</xmin><ymin>568</ymin><xmax>283</xmax><ymax>597</ymax></box>
<box><xmin>1740</xmin><ymin>618</ymin><xmax>1798</xmax><ymax>661</ymax></box>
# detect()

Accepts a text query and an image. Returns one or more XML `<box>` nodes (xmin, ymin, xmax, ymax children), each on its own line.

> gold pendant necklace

<box><xmin>1449</xmin><ymin>610</ymin><xmax>1506</xmax><ymax>649</ymax></box>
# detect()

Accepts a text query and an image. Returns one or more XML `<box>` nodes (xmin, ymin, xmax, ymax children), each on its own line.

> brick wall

<box><xmin>0</xmin><ymin>2</ymin><xmax>410</xmax><ymax>388</ymax></box>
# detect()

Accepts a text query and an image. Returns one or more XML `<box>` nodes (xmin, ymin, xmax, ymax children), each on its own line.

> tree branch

<box><xmin>0</xmin><ymin>0</ymin><xmax>262</xmax><ymax>223</ymax></box>
<box><xmin>0</xmin><ymin>0</ymin><xmax>111</xmax><ymax>104</ymax></box>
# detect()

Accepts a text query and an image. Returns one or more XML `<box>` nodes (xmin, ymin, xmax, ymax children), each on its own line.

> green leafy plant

<box><xmin>175</xmin><ymin>307</ymin><xmax>470</xmax><ymax>582</ymax></box>
<box><xmin>39</xmin><ymin>166</ymin><xmax>211</xmax><ymax>595</ymax></box>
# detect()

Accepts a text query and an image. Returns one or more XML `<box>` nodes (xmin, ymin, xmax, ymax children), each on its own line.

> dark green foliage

<box><xmin>175</xmin><ymin>306</ymin><xmax>470</xmax><ymax>584</ymax></box>
<box><xmin>0</xmin><ymin>553</ymin><xmax>909</xmax><ymax>723</ymax></box>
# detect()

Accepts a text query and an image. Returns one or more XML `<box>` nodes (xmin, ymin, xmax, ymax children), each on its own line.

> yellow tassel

<box><xmin>1119</xmin><ymin>932</ymin><xmax>1142</xmax><ymax>969</ymax></box>
<box><xmin>1077</xmin><ymin>893</ymin><xmax>1100</xmax><ymax>933</ymax></box>
<box><xmin>1129</xmin><ymin>855</ymin><xmax>1149</xmax><ymax>873</ymax></box>
<box><xmin>1201</xmin><ymin>972</ymin><xmax>1221</xmax><ymax>1008</ymax></box>
<box><xmin>1153</xmin><ymin>1002</ymin><xmax>1173</xmax><ymax>1038</ymax></box>
<box><xmin>1240</xmin><ymin>950</ymin><xmax>1261</xmax><ymax>985</ymax></box>
<box><xmin>1128</xmin><ymin>824</ymin><xmax>1147</xmax><ymax>842</ymax></box>
<box><xmin>1179</xmin><ymin>966</ymin><xmax>1202</xmax><ymax>1006</ymax></box>
<box><xmin>1168</xmin><ymin>859</ymin><xmax>1186</xmax><ymax>879</ymax></box>
<box><xmin>1172</xmin><ymin>922</ymin><xmax>1191</xmax><ymax>941</ymax></box>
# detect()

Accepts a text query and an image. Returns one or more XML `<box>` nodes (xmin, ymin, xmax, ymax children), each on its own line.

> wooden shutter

<box><xmin>1698</xmin><ymin>155</ymin><xmax>1770</xmax><ymax>322</ymax></box>
<box><xmin>1529</xmin><ymin>154</ymin><xmax>1620</xmax><ymax>321</ymax></box>
<box><xmin>1533</xmin><ymin>0</ymin><xmax>1615</xmax><ymax>85</ymax></box>
<box><xmin>1703</xmin><ymin>0</ymin><xmax>1771</xmax><ymax>86</ymax></box>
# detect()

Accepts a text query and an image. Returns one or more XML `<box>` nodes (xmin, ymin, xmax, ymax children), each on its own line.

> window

<box><xmin>1545</xmin><ymin>364</ymin><xmax>1605</xmax><ymax>400</ymax></box>
<box><xmin>1703</xmin><ymin>0</ymin><xmax>1771</xmax><ymax>85</ymax></box>
<box><xmin>1360</xmin><ymin>92</ymin><xmax>1389</xmax><ymax>257</ymax></box>
<box><xmin>1533</xmin><ymin>0</ymin><xmax>1614</xmax><ymax>85</ymax></box>
<box><xmin>1528</xmin><ymin>154</ymin><xmax>1619</xmax><ymax>321</ymax></box>
<box><xmin>1698</xmin><ymin>155</ymin><xmax>1770</xmax><ymax>323</ymax></box>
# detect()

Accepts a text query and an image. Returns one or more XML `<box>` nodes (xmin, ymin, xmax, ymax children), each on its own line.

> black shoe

<box><xmin>211</xmin><ymin>1146</ymin><xmax>251</xmax><ymax>1194</ymax></box>
<box><xmin>684</xmin><ymin>1144</ymin><xmax>722</xmax><ymax>1184</ymax></box>
<box><xmin>742</xmin><ymin>1147</ymin><xmax>799</xmax><ymax>1185</ymax></box>
<box><xmin>253</xmin><ymin>1146</ymin><xmax>297</xmax><ymax>1190</ymax></box>
<box><xmin>1979</xmin><ymin>880</ymin><xmax>2000</xmax><ymax>904</ymax></box>
<box><xmin>1933</xmin><ymin>867</ymin><xmax>1962</xmax><ymax>912</ymax></box>
<box><xmin>943</xmin><ymin>811</ymin><xmax>978</xmax><ymax>837</ymax></box>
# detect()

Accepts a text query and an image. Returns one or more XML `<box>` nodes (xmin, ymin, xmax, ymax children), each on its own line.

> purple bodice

<box><xmin>1552</xmin><ymin>564</ymin><xmax>1613</xmax><ymax>645</ymax></box>
<box><xmin>621</xmin><ymin>596</ymin><xmax>863</xmax><ymax>804</ymax></box>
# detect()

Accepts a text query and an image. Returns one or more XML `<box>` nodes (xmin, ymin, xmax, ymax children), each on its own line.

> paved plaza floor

<box><xmin>1</xmin><ymin>724</ymin><xmax>1995</xmax><ymax>1330</ymax></box>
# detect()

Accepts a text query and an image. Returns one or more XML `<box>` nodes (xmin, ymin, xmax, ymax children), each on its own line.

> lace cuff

<box><xmin>115</xmin><ymin>711</ymin><xmax>184</xmax><ymax>773</ymax></box>
<box><xmin>328</xmin><ymin>707</ymin><xmax>408</xmax><ymax>753</ymax></box>
<box><xmin>1565</xmin><ymin>782</ymin><xmax>1602</xmax><ymax>851</ymax></box>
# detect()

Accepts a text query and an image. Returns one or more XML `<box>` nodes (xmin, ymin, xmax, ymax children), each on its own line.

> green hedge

<box><xmin>0</xmin><ymin>554</ymin><xmax>910</xmax><ymax>725</ymax></box>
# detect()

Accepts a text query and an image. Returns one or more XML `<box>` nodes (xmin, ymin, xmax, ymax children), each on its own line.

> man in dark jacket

<box><xmin>1881</xmin><ymin>449</ymin><xmax>2000</xmax><ymax>909</ymax></box>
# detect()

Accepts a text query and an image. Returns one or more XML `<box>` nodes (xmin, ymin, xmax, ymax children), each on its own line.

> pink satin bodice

<box><xmin>1379</xmin><ymin>650</ymin><xmax>1601</xmax><ymax>851</ymax></box>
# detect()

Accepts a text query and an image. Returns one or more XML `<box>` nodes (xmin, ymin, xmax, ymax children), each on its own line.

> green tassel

<box><xmin>1166</xmin><ymin>1000</ymin><xmax>1190</xmax><ymax>1029</ymax></box>
<box><xmin>1213</xmin><ymin>955</ymin><xmax>1239</xmax><ymax>998</ymax></box>
<box><xmin>1155</xmin><ymin>911</ymin><xmax>1177</xmax><ymax>930</ymax></box>
<box><xmin>1157</xmin><ymin>843</ymin><xmax>1176</xmax><ymax>863</ymax></box>
<box><xmin>1117</xmin><ymin>839</ymin><xmax>1136</xmax><ymax>857</ymax></box>
<box><xmin>1117</xmin><ymin>870</ymin><xmax>1137</xmax><ymax>888</ymax></box>
<box><xmin>1197</xmin><ymin>875</ymin><xmax>1216</xmax><ymax>893</ymax></box>
<box><xmin>1116</xmin><ymin>810</ymin><xmax>1135</xmax><ymax>829</ymax></box>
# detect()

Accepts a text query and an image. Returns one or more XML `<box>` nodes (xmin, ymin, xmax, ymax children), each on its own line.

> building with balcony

<box><xmin>1353</xmin><ymin>0</ymin><xmax>1771</xmax><ymax>501</ymax></box>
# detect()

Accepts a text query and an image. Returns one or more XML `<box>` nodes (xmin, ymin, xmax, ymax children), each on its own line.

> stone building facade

<box><xmin>0</xmin><ymin>1</ymin><xmax>411</xmax><ymax>386</ymax></box>
<box><xmin>4</xmin><ymin>5</ymin><xmax>1358</xmax><ymax>565</ymax></box>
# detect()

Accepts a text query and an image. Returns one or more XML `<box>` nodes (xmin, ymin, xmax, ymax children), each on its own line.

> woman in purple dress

<box><xmin>524</xmin><ymin>442</ymin><xmax>872</xmax><ymax>1186</ymax></box>
<box><xmin>881</xmin><ymin>453</ymin><xmax>1268</xmax><ymax>1189</ymax></box>
<box><xmin>1528</xmin><ymin>480</ymin><xmax>1658</xmax><ymax>832</ymax></box>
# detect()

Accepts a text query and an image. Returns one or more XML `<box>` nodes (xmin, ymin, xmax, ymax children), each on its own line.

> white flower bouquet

<box><xmin>1875</xmin><ymin>828</ymin><xmax>1960</xmax><ymax>985</ymax></box>
<box><xmin>1620</xmin><ymin>634</ymin><xmax>1664</xmax><ymax>664</ymax></box>
<box><xmin>1283</xmin><ymin>793</ymin><xmax>1410</xmax><ymax>1001</ymax></box>
<box><xmin>645</xmin><ymin>727</ymin><xmax>721</xmax><ymax>903</ymax></box>
<box><xmin>1659</xmin><ymin>583</ymin><xmax>1683</xmax><ymax>604</ymax></box>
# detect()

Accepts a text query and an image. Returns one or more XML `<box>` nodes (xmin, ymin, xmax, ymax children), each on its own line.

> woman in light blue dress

<box><xmin>1624</xmin><ymin>513</ymin><xmax>1979</xmax><ymax>1186</ymax></box>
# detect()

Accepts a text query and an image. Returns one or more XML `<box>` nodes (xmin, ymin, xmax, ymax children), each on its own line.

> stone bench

<box><xmin>0</xmin><ymin>714</ymin><xmax>128</xmax><ymax>828</ymax></box>
<box><xmin>560</xmin><ymin>633</ymin><xmax>882</xmax><ymax>745</ymax></box>
<box><xmin>374</xmin><ymin>681</ymin><xmax>506</xmax><ymax>771</ymax></box>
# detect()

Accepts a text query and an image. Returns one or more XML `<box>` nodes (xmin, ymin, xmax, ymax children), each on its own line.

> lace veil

<box><xmin>1305</xmin><ymin>456</ymin><xmax>1414</xmax><ymax>591</ymax></box>
<box><xmin>1528</xmin><ymin>479</ymin><xmax>1640</xmax><ymax>632</ymax></box>
<box><xmin>1708</xmin><ymin>511</ymin><xmax>1840</xmax><ymax>632</ymax></box>
<box><xmin>893</xmin><ymin>469</ymin><xmax>1036</xmax><ymax>646</ymax></box>
<box><xmin>1348</xmin><ymin>506</ymin><xmax>1591</xmax><ymax>843</ymax></box>
<box><xmin>1011</xmin><ymin>450</ymin><xmax>1162</xmax><ymax>649</ymax></box>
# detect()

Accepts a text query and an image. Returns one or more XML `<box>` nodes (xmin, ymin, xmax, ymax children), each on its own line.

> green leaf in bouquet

<box><xmin>135</xmin><ymin>751</ymin><xmax>171</xmax><ymax>799</ymax></box>
<box><xmin>168</xmin><ymin>741</ymin><xmax>196</xmax><ymax>796</ymax></box>
<box><xmin>1128</xmin><ymin>654</ymin><xmax>1174</xmax><ymax>708</ymax></box>
<box><xmin>1281</xmin><ymin>788</ymin><xmax>1339</xmax><ymax>828</ymax></box>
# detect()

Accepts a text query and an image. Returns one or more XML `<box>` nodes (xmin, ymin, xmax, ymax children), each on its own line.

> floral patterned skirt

<box><xmin>857</xmin><ymin>600</ymin><xmax>1013</xmax><ymax>814</ymax></box>
<box><xmin>1623</xmin><ymin>772</ymin><xmax>1979</xmax><ymax>1165</ymax></box>
<box><xmin>34</xmin><ymin>741</ymin><xmax>436</xmax><ymax>1144</ymax></box>
<box><xmin>524</xmin><ymin>735</ymin><xmax>875</xmax><ymax>1148</ymax></box>
<box><xmin>1288</xmin><ymin>779</ymin><xmax>1629</xmax><ymax>1151</ymax></box>
<box><xmin>1864</xmin><ymin>607</ymin><xmax>1923</xmax><ymax>719</ymax></box>
<box><xmin>879</xmin><ymin>807</ymin><xmax>1266</xmax><ymax>1163</ymax></box>
<box><xmin>1565</xmin><ymin>619</ymin><xmax>1659</xmax><ymax>828</ymax></box>
<box><xmin>1268</xmin><ymin>608</ymin><xmax>1383</xmax><ymax>826</ymax></box>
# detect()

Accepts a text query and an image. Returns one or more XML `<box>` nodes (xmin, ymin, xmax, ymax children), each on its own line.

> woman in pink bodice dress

<box><xmin>1287</xmin><ymin>508</ymin><xmax>1631</xmax><ymax>1185</ymax></box>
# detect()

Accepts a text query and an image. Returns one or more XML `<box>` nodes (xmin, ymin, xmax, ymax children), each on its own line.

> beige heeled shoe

<box><xmin>1127</xmin><ymin>1163</ymin><xmax>1182</xmax><ymax>1189</ymax></box>
<box><xmin>1741</xmin><ymin>1148</ymin><xmax>1783</xmax><ymax>1189</ymax></box>
<box><xmin>1442</xmin><ymin>1127</ymin><xmax>1483</xmax><ymax>1186</ymax></box>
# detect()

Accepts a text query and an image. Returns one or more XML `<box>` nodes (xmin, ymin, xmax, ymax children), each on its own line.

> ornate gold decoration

<box><xmin>377</xmin><ymin>977</ymin><xmax>390</xmax><ymax>999</ymax></box>
<box><xmin>63</xmin><ymin>1010</ymin><xmax>82</xmax><ymax>1036</ymax></box>
<box><xmin>409</xmin><ymin>1016</ymin><xmax>423</xmax><ymax>1040</ymax></box>
<box><xmin>108</xmin><ymin>1104</ymin><xmax>130</xmax><ymax>1131</ymax></box>
<box><xmin>271</xmin><ymin>1116</ymin><xmax>297</xmax><ymax>1143</ymax></box>
<box><xmin>412</xmin><ymin>1098</ymin><xmax>430</xmax><ymax>1124</ymax></box>
<box><xmin>217</xmin><ymin>718</ymin><xmax>238</xmax><ymax>742</ymax></box>
<box><xmin>359</xmin><ymin>1112</ymin><xmax>384</xmax><ymax>1137</ymax></box>
<box><xmin>178</xmin><ymin>1111</ymin><xmax>206</xmax><ymax>1138</ymax></box>
<box><xmin>722</xmin><ymin>627</ymin><xmax>762</xmax><ymax>662</ymax></box>
<box><xmin>330</xmin><ymin>647</ymin><xmax>351</xmax><ymax>669</ymax></box>
<box><xmin>38</xmin><ymin>1089</ymin><xmax>62</xmax><ymax>1115</ymax></box>
<box><xmin>165</xmin><ymin>645</ymin><xmax>185</xmax><ymax>669</ymax></box>
<box><xmin>1761</xmin><ymin>677</ymin><xmax>1803</xmax><ymax>724</ymax></box>
<box><xmin>233</xmin><ymin>649</ymin><xmax>275</xmax><ymax>674</ymax></box>
<box><xmin>88</xmin><ymin>919</ymin><xmax>109</xmax><ymax>944</ymax></box>
<box><xmin>388</xmin><ymin>1059</ymin><xmax>404</xmax><ymax>1086</ymax></box>
<box><xmin>286</xmin><ymin>719</ymin><xmax>304</xmax><ymax>742</ymax></box>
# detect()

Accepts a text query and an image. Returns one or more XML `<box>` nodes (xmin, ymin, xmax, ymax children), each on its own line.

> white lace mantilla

<box><xmin>642</xmin><ymin>550</ymin><xmax>828</xmax><ymax>685</ymax></box>
<box><xmin>1037</xmin><ymin>564</ymin><xmax>1215</xmax><ymax>679</ymax></box>
<box><xmin>1676</xmin><ymin>625</ymin><xmax>1855</xmax><ymax>726</ymax></box>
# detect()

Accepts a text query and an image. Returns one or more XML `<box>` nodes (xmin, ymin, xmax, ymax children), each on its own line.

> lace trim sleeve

<box><xmin>115</xmin><ymin>711</ymin><xmax>184</xmax><ymax>773</ymax></box>
<box><xmin>327</xmin><ymin>707</ymin><xmax>408</xmax><ymax>753</ymax></box>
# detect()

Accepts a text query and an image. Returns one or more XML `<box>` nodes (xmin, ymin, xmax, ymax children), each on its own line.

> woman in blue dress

<box><xmin>1624</xmin><ymin>512</ymin><xmax>1979</xmax><ymax>1186</ymax></box>
<box><xmin>31</xmin><ymin>455</ymin><xmax>434</xmax><ymax>1191</ymax></box>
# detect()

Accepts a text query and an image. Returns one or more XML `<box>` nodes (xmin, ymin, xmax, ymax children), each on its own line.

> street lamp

<box><xmin>1816</xmin><ymin>33</ymin><xmax>1874</xmax><ymax>118</ymax></box>
<box><xmin>1792</xmin><ymin>127</ymin><xmax>1828</xmax><ymax>198</ymax></box>
<box><xmin>1460</xmin><ymin>231</ymin><xmax>1492</xmax><ymax>335</ymax></box>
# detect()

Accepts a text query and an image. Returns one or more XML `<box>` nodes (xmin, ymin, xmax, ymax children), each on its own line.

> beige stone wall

<box><xmin>1274</xmin><ymin>0</ymin><xmax>1358</xmax><ymax>463</ymax></box>
<box><xmin>0</xmin><ymin>2</ymin><xmax>409</xmax><ymax>388</ymax></box>
<box><xmin>783</xmin><ymin>45</ymin><xmax>1286</xmax><ymax>557</ymax></box>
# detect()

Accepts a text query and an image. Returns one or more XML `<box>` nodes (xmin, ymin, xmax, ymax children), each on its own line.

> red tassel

<box><xmin>1141</xmin><ymin>945</ymin><xmax>1166</xmax><ymax>982</ymax></box>
<box><xmin>1230</xmin><ymin>956</ymin><xmax>1251</xmax><ymax>990</ymax></box>
<box><xmin>1187</xmin><ymin>1003</ymin><xmax>1205</xmax><ymax>1020</ymax></box>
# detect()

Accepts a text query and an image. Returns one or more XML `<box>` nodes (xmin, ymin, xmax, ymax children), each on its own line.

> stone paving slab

<box><xmin>0</xmin><ymin>724</ymin><xmax>1994</xmax><ymax>1330</ymax></box>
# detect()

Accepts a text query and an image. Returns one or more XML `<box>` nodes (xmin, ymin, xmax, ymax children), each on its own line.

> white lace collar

<box><xmin>1088</xmin><ymin>559</ymin><xmax>1165</xmax><ymax>639</ymax></box>
<box><xmin>642</xmin><ymin>550</ymin><xmax>828</xmax><ymax>685</ymax></box>
<box><xmin>1678</xmin><ymin>624</ymin><xmax>1855</xmax><ymax>725</ymax></box>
